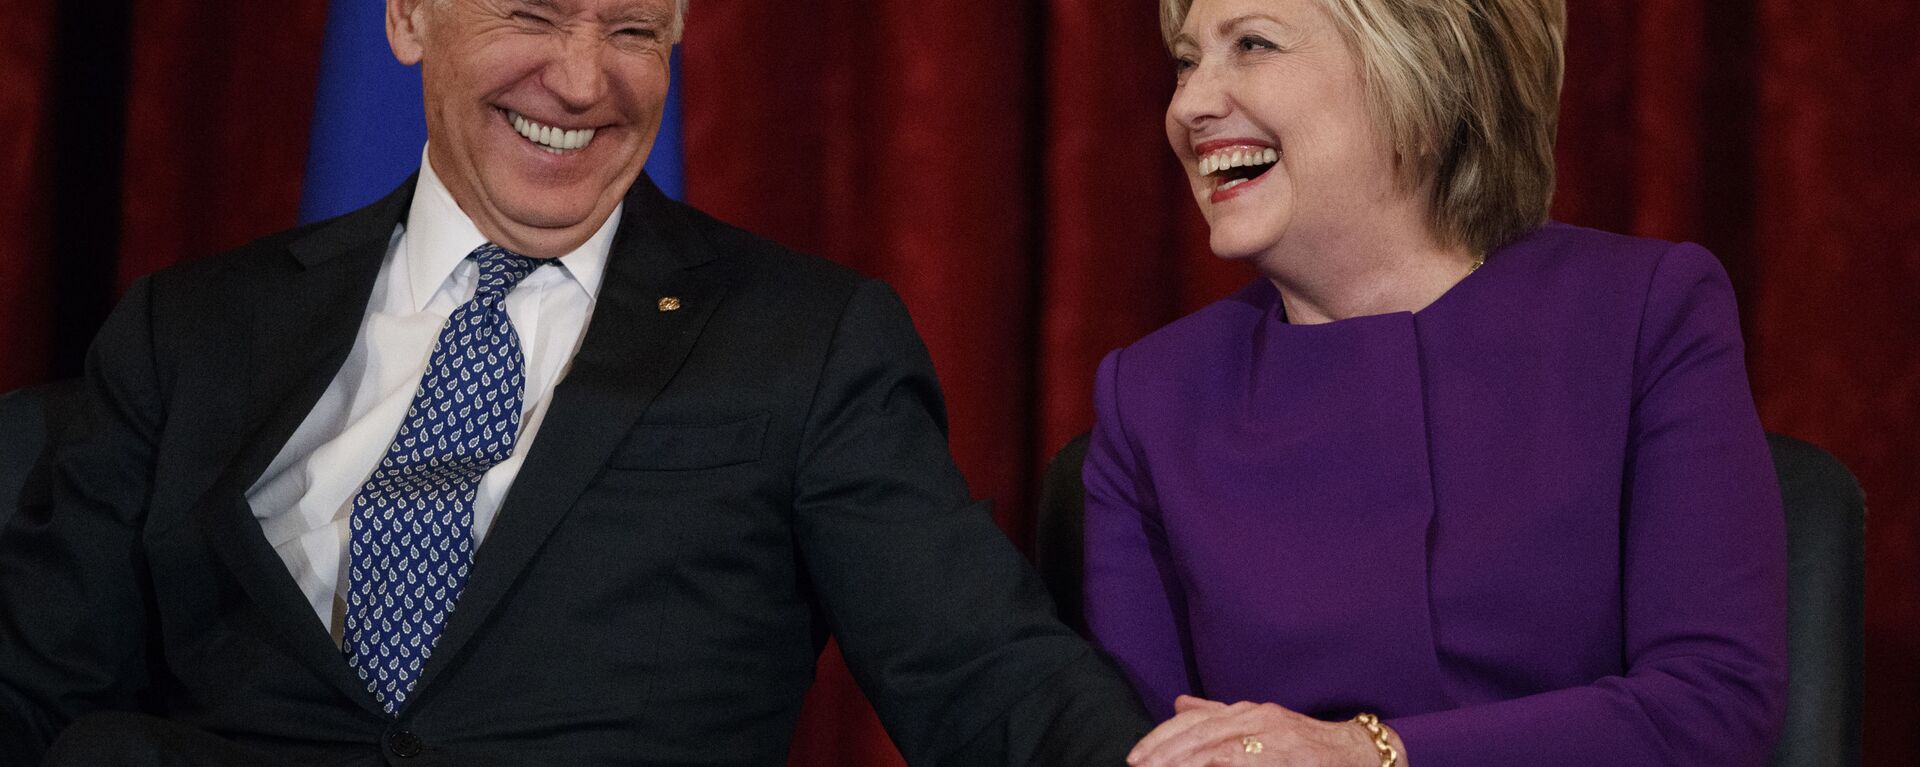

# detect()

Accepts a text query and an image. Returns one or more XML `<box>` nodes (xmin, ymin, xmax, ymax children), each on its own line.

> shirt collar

<box><xmin>402</xmin><ymin>145</ymin><xmax>619</xmax><ymax>312</ymax></box>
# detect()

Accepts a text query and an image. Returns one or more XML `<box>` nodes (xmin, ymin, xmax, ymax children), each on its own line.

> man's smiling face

<box><xmin>389</xmin><ymin>0</ymin><xmax>675</xmax><ymax>257</ymax></box>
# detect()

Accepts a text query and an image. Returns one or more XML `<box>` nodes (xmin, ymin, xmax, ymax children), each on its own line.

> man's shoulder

<box><xmin>143</xmin><ymin>185</ymin><xmax>404</xmax><ymax>291</ymax></box>
<box><xmin>666</xmin><ymin>201</ymin><xmax>868</xmax><ymax>294</ymax></box>
<box><xmin>146</xmin><ymin>220</ymin><xmax>327</xmax><ymax>282</ymax></box>
<box><xmin>140</xmin><ymin>186</ymin><xmax>883</xmax><ymax>318</ymax></box>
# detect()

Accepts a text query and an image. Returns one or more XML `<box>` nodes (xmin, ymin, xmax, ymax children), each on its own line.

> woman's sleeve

<box><xmin>1388</xmin><ymin>243</ymin><xmax>1789</xmax><ymax>765</ymax></box>
<box><xmin>1081</xmin><ymin>348</ymin><xmax>1201</xmax><ymax>723</ymax></box>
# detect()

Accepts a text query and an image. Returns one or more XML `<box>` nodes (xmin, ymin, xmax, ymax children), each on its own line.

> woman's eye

<box><xmin>616</xmin><ymin>27</ymin><xmax>659</xmax><ymax>40</ymax></box>
<box><xmin>1173</xmin><ymin>57</ymin><xmax>1197</xmax><ymax>75</ymax></box>
<box><xmin>512</xmin><ymin>12</ymin><xmax>555</xmax><ymax>26</ymax></box>
<box><xmin>1236</xmin><ymin>35</ymin><xmax>1275</xmax><ymax>52</ymax></box>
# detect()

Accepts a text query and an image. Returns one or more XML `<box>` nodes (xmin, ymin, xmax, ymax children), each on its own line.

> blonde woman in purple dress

<box><xmin>1087</xmin><ymin>1</ymin><xmax>1788</xmax><ymax>765</ymax></box>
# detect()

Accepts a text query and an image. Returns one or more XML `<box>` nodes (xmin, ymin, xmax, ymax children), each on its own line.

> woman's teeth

<box><xmin>508</xmin><ymin>110</ymin><xmax>595</xmax><ymax>154</ymax></box>
<box><xmin>1198</xmin><ymin>147</ymin><xmax>1280</xmax><ymax>178</ymax></box>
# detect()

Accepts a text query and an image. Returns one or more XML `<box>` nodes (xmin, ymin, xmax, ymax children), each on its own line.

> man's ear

<box><xmin>387</xmin><ymin>0</ymin><xmax>432</xmax><ymax>65</ymax></box>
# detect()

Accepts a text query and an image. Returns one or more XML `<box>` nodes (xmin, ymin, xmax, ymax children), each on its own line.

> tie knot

<box><xmin>468</xmin><ymin>243</ymin><xmax>545</xmax><ymax>295</ymax></box>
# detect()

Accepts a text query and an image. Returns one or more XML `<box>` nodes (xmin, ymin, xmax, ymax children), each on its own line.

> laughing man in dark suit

<box><xmin>0</xmin><ymin>0</ymin><xmax>1148</xmax><ymax>763</ymax></box>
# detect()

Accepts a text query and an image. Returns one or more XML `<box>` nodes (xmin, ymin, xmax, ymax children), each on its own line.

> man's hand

<box><xmin>1125</xmin><ymin>695</ymin><xmax>1396</xmax><ymax>767</ymax></box>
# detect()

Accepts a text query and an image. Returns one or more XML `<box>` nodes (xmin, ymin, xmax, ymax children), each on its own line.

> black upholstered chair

<box><xmin>1035</xmin><ymin>431</ymin><xmax>1864</xmax><ymax>766</ymax></box>
<box><xmin>1766</xmin><ymin>435</ymin><xmax>1867</xmax><ymax>766</ymax></box>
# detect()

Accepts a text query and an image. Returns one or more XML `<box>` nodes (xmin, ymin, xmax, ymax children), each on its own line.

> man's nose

<box><xmin>544</xmin><ymin>35</ymin><xmax>610</xmax><ymax>109</ymax></box>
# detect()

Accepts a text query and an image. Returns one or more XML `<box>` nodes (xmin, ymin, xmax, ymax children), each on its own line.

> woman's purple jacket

<box><xmin>1083</xmin><ymin>223</ymin><xmax>1788</xmax><ymax>765</ymax></box>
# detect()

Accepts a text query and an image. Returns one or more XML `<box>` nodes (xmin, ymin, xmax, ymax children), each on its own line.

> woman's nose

<box><xmin>1167</xmin><ymin>63</ymin><xmax>1231</xmax><ymax>130</ymax></box>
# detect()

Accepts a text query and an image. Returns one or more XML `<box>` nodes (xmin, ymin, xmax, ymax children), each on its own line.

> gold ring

<box><xmin>1241</xmin><ymin>735</ymin><xmax>1264</xmax><ymax>754</ymax></box>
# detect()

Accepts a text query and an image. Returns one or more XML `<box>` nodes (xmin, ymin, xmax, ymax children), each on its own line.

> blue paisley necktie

<box><xmin>344</xmin><ymin>243</ymin><xmax>543</xmax><ymax>715</ymax></box>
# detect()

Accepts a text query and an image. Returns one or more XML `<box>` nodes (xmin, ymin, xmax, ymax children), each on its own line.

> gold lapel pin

<box><xmin>658</xmin><ymin>296</ymin><xmax>683</xmax><ymax>312</ymax></box>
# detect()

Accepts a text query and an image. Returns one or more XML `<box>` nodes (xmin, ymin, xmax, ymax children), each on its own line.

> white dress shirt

<box><xmin>246</xmin><ymin>149</ymin><xmax>618</xmax><ymax>639</ymax></box>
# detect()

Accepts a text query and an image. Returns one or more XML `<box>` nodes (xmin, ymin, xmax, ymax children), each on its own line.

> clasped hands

<box><xmin>1125</xmin><ymin>695</ymin><xmax>1396</xmax><ymax>767</ymax></box>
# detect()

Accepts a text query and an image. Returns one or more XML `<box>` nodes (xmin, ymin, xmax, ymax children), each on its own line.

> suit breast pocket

<box><xmin>607</xmin><ymin>412</ymin><xmax>771</xmax><ymax>471</ymax></box>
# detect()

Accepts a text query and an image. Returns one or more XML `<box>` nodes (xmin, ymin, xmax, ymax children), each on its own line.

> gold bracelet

<box><xmin>1353</xmin><ymin>712</ymin><xmax>1399</xmax><ymax>767</ymax></box>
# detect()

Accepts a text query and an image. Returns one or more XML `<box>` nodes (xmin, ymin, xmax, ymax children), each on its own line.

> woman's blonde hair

<box><xmin>1162</xmin><ymin>0</ymin><xmax>1566</xmax><ymax>254</ymax></box>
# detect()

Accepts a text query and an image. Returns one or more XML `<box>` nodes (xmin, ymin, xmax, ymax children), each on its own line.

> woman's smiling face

<box><xmin>1166</xmin><ymin>0</ymin><xmax>1402</xmax><ymax>263</ymax></box>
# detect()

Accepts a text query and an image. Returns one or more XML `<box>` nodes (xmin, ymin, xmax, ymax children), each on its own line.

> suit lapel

<box><xmin>411</xmin><ymin>177</ymin><xmax>727</xmax><ymax>699</ymax></box>
<box><xmin>193</xmin><ymin>180</ymin><xmax>415</xmax><ymax>718</ymax></box>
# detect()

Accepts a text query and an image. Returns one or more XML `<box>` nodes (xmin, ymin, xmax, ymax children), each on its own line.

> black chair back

<box><xmin>1766</xmin><ymin>434</ymin><xmax>1866</xmax><ymax>766</ymax></box>
<box><xmin>1034</xmin><ymin>433</ymin><xmax>1094</xmax><ymax>637</ymax></box>
<box><xmin>1034</xmin><ymin>431</ymin><xmax>1864</xmax><ymax>767</ymax></box>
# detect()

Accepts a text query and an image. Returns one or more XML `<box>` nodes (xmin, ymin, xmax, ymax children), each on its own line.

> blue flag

<box><xmin>299</xmin><ymin>1</ymin><xmax>685</xmax><ymax>224</ymax></box>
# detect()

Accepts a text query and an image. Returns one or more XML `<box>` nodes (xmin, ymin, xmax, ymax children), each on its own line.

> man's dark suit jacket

<box><xmin>0</xmin><ymin>177</ymin><xmax>1148</xmax><ymax>765</ymax></box>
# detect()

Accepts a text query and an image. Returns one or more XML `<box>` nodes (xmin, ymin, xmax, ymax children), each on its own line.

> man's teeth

<box><xmin>509</xmin><ymin>111</ymin><xmax>596</xmax><ymax>154</ymax></box>
<box><xmin>1199</xmin><ymin>147</ymin><xmax>1280</xmax><ymax>177</ymax></box>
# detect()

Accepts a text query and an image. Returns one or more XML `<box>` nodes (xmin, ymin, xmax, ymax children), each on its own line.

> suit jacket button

<box><xmin>387</xmin><ymin>729</ymin><xmax>424</xmax><ymax>758</ymax></box>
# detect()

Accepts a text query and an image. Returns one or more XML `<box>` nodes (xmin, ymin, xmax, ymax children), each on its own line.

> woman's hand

<box><xmin>1125</xmin><ymin>695</ymin><xmax>1395</xmax><ymax>767</ymax></box>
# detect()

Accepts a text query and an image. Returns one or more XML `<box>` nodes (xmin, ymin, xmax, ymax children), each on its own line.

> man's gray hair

<box><xmin>662</xmin><ymin>0</ymin><xmax>689</xmax><ymax>43</ymax></box>
<box><xmin>429</xmin><ymin>0</ymin><xmax>689</xmax><ymax>43</ymax></box>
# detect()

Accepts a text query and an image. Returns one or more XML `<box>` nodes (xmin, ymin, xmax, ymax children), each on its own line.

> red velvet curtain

<box><xmin>0</xmin><ymin>2</ymin><xmax>57</xmax><ymax>394</ymax></box>
<box><xmin>2</xmin><ymin>1</ymin><xmax>1914</xmax><ymax>763</ymax></box>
